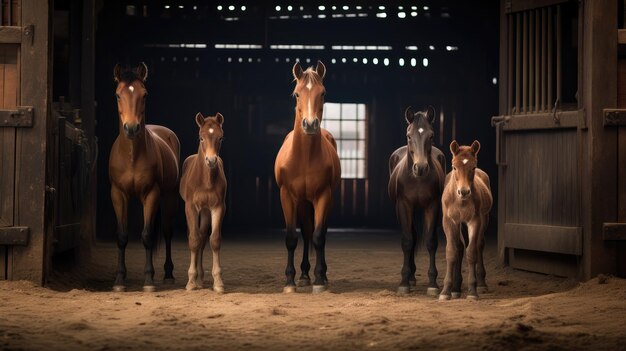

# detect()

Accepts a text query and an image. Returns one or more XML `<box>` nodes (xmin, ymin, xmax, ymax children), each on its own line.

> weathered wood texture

<box><xmin>8</xmin><ymin>0</ymin><xmax>50</xmax><ymax>283</ymax></box>
<box><xmin>616</xmin><ymin>57</ymin><xmax>626</xmax><ymax>275</ymax></box>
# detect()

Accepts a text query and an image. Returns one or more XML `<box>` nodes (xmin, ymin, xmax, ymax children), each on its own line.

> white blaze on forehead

<box><xmin>209</xmin><ymin>128</ymin><xmax>214</xmax><ymax>134</ymax></box>
<box><xmin>462</xmin><ymin>159</ymin><xmax>469</xmax><ymax>165</ymax></box>
<box><xmin>307</xmin><ymin>98</ymin><xmax>312</xmax><ymax>120</ymax></box>
<box><xmin>305</xmin><ymin>81</ymin><xmax>313</xmax><ymax>90</ymax></box>
<box><xmin>128</xmin><ymin>85</ymin><xmax>134</xmax><ymax>93</ymax></box>
<box><xmin>418</xmin><ymin>127</ymin><xmax>424</xmax><ymax>134</ymax></box>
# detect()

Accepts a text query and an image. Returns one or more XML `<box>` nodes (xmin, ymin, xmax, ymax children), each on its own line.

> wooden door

<box><xmin>0</xmin><ymin>0</ymin><xmax>51</xmax><ymax>282</ymax></box>
<box><xmin>493</xmin><ymin>0</ymin><xmax>584</xmax><ymax>277</ymax></box>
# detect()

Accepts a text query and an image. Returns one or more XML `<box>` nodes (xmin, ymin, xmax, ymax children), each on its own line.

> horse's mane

<box><xmin>292</xmin><ymin>67</ymin><xmax>322</xmax><ymax>96</ymax></box>
<box><xmin>117</xmin><ymin>66</ymin><xmax>143</xmax><ymax>84</ymax></box>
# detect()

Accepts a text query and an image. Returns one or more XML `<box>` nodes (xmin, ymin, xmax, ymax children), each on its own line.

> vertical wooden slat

<box><xmin>529</xmin><ymin>11</ymin><xmax>535</xmax><ymax>112</ymax></box>
<box><xmin>541</xmin><ymin>7</ymin><xmax>547</xmax><ymax>111</ymax></box>
<box><xmin>556</xmin><ymin>4</ymin><xmax>562</xmax><ymax>105</ymax></box>
<box><xmin>522</xmin><ymin>11</ymin><xmax>528</xmax><ymax>113</ymax></box>
<box><xmin>364</xmin><ymin>179</ymin><xmax>369</xmax><ymax>217</ymax></box>
<box><xmin>352</xmin><ymin>179</ymin><xmax>357</xmax><ymax>216</ymax></box>
<box><xmin>507</xmin><ymin>14</ymin><xmax>514</xmax><ymax>114</ymax></box>
<box><xmin>10</xmin><ymin>0</ymin><xmax>19</xmax><ymax>26</ymax></box>
<box><xmin>516</xmin><ymin>13</ymin><xmax>521</xmax><ymax>113</ymax></box>
<box><xmin>548</xmin><ymin>6</ymin><xmax>554</xmax><ymax>109</ymax></box>
<box><xmin>535</xmin><ymin>9</ymin><xmax>541</xmax><ymax>112</ymax></box>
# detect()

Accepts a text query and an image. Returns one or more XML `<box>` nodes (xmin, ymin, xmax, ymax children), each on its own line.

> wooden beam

<box><xmin>0</xmin><ymin>26</ymin><xmax>21</xmax><ymax>44</ymax></box>
<box><xmin>492</xmin><ymin>109</ymin><xmax>582</xmax><ymax>131</ymax></box>
<box><xmin>619</xmin><ymin>29</ymin><xmax>626</xmax><ymax>45</ymax></box>
<box><xmin>504</xmin><ymin>223</ymin><xmax>582</xmax><ymax>255</ymax></box>
<box><xmin>0</xmin><ymin>227</ymin><xmax>29</xmax><ymax>245</ymax></box>
<box><xmin>505</xmin><ymin>0</ymin><xmax>570</xmax><ymax>14</ymax></box>
<box><xmin>603</xmin><ymin>223</ymin><xmax>626</xmax><ymax>241</ymax></box>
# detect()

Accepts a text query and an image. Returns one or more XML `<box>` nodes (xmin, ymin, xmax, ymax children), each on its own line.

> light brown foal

<box><xmin>275</xmin><ymin>61</ymin><xmax>341</xmax><ymax>293</ymax></box>
<box><xmin>109</xmin><ymin>63</ymin><xmax>180</xmax><ymax>292</ymax></box>
<box><xmin>440</xmin><ymin>140</ymin><xmax>492</xmax><ymax>300</ymax></box>
<box><xmin>180</xmin><ymin>113</ymin><xmax>227</xmax><ymax>293</ymax></box>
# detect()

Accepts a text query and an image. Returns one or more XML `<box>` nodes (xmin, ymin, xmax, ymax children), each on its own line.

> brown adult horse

<box><xmin>439</xmin><ymin>140</ymin><xmax>492</xmax><ymax>300</ymax></box>
<box><xmin>109</xmin><ymin>63</ymin><xmax>180</xmax><ymax>292</ymax></box>
<box><xmin>180</xmin><ymin>112</ymin><xmax>227</xmax><ymax>293</ymax></box>
<box><xmin>388</xmin><ymin>106</ymin><xmax>446</xmax><ymax>295</ymax></box>
<box><xmin>274</xmin><ymin>61</ymin><xmax>341</xmax><ymax>293</ymax></box>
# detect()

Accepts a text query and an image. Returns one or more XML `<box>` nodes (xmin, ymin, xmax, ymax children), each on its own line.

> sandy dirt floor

<box><xmin>1</xmin><ymin>230</ymin><xmax>625</xmax><ymax>350</ymax></box>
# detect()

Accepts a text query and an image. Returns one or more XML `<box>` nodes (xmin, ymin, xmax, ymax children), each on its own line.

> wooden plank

<box><xmin>619</xmin><ymin>29</ymin><xmax>626</xmax><ymax>44</ymax></box>
<box><xmin>603</xmin><ymin>223</ymin><xmax>626</xmax><ymax>241</ymax></box>
<box><xmin>618</xmin><ymin>58</ymin><xmax>626</xmax><ymax>276</ymax></box>
<box><xmin>504</xmin><ymin>223</ymin><xmax>582</xmax><ymax>255</ymax></box>
<box><xmin>2</xmin><ymin>43</ymin><xmax>17</xmax><ymax>108</ymax></box>
<box><xmin>0</xmin><ymin>26</ymin><xmax>21</xmax><ymax>44</ymax></box>
<box><xmin>0</xmin><ymin>246</ymin><xmax>5</xmax><ymax>279</ymax></box>
<box><xmin>498</xmin><ymin>110</ymin><xmax>581</xmax><ymax>130</ymax></box>
<box><xmin>0</xmin><ymin>226</ymin><xmax>28</xmax><ymax>245</ymax></box>
<box><xmin>509</xmin><ymin>248</ymin><xmax>578</xmax><ymax>277</ymax></box>
<box><xmin>10</xmin><ymin>0</ymin><xmax>50</xmax><ymax>283</ymax></box>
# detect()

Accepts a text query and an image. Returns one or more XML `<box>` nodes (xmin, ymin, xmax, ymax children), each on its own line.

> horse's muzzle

<box><xmin>123</xmin><ymin>123</ymin><xmax>141</xmax><ymax>139</ymax></box>
<box><xmin>457</xmin><ymin>187</ymin><xmax>471</xmax><ymax>199</ymax></box>
<box><xmin>205</xmin><ymin>155</ymin><xmax>218</xmax><ymax>169</ymax></box>
<box><xmin>302</xmin><ymin>117</ymin><xmax>320</xmax><ymax>135</ymax></box>
<box><xmin>412</xmin><ymin>163</ymin><xmax>429</xmax><ymax>177</ymax></box>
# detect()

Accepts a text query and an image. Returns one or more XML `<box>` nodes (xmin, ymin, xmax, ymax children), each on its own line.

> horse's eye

<box><xmin>115</xmin><ymin>94</ymin><xmax>120</xmax><ymax>100</ymax></box>
<box><xmin>452</xmin><ymin>166</ymin><xmax>457</xmax><ymax>171</ymax></box>
<box><xmin>219</xmin><ymin>137</ymin><xmax>224</xmax><ymax>143</ymax></box>
<box><xmin>200</xmin><ymin>137</ymin><xmax>204</xmax><ymax>142</ymax></box>
<box><xmin>407</xmin><ymin>136</ymin><xmax>411</xmax><ymax>140</ymax></box>
<box><xmin>321</xmin><ymin>92</ymin><xmax>326</xmax><ymax>97</ymax></box>
<box><xmin>295</xmin><ymin>93</ymin><xmax>300</xmax><ymax>98</ymax></box>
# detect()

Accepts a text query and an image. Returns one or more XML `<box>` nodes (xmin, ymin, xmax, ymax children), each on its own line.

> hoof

<box><xmin>297</xmin><ymin>278</ymin><xmax>311</xmax><ymax>287</ymax></box>
<box><xmin>451</xmin><ymin>292</ymin><xmax>461</xmax><ymax>299</ymax></box>
<box><xmin>409</xmin><ymin>280</ymin><xmax>417</xmax><ymax>287</ymax></box>
<box><xmin>312</xmin><ymin>285</ymin><xmax>327</xmax><ymax>294</ymax></box>
<box><xmin>426</xmin><ymin>287</ymin><xmax>440</xmax><ymax>296</ymax></box>
<box><xmin>163</xmin><ymin>278</ymin><xmax>176</xmax><ymax>285</ymax></box>
<box><xmin>397</xmin><ymin>286</ymin><xmax>410</xmax><ymax>295</ymax></box>
<box><xmin>143</xmin><ymin>285</ymin><xmax>157</xmax><ymax>293</ymax></box>
<box><xmin>477</xmin><ymin>286</ymin><xmax>489</xmax><ymax>294</ymax></box>
<box><xmin>439</xmin><ymin>294</ymin><xmax>451</xmax><ymax>301</ymax></box>
<box><xmin>185</xmin><ymin>283</ymin><xmax>198</xmax><ymax>291</ymax></box>
<box><xmin>283</xmin><ymin>285</ymin><xmax>297</xmax><ymax>294</ymax></box>
<box><xmin>467</xmin><ymin>294</ymin><xmax>479</xmax><ymax>300</ymax></box>
<box><xmin>112</xmin><ymin>285</ymin><xmax>126</xmax><ymax>292</ymax></box>
<box><xmin>213</xmin><ymin>285</ymin><xmax>225</xmax><ymax>294</ymax></box>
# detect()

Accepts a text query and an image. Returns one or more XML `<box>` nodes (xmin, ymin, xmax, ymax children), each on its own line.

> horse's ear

<box><xmin>405</xmin><ymin>106</ymin><xmax>415</xmax><ymax>124</ymax></box>
<box><xmin>292</xmin><ymin>62</ymin><xmax>303</xmax><ymax>80</ymax></box>
<box><xmin>113</xmin><ymin>64</ymin><xmax>122</xmax><ymax>83</ymax></box>
<box><xmin>315</xmin><ymin>60</ymin><xmax>326</xmax><ymax>79</ymax></box>
<box><xmin>471</xmin><ymin>140</ymin><xmax>481</xmax><ymax>156</ymax></box>
<box><xmin>215</xmin><ymin>112</ymin><xmax>224</xmax><ymax>126</ymax></box>
<box><xmin>195</xmin><ymin>112</ymin><xmax>205</xmax><ymax>127</ymax></box>
<box><xmin>426</xmin><ymin>105</ymin><xmax>436</xmax><ymax>124</ymax></box>
<box><xmin>450</xmin><ymin>140</ymin><xmax>460</xmax><ymax>156</ymax></box>
<box><xmin>137</xmin><ymin>62</ymin><xmax>148</xmax><ymax>82</ymax></box>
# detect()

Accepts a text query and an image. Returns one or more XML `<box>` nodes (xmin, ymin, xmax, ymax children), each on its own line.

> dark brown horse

<box><xmin>274</xmin><ymin>61</ymin><xmax>341</xmax><ymax>293</ymax></box>
<box><xmin>388</xmin><ymin>106</ymin><xmax>446</xmax><ymax>295</ymax></box>
<box><xmin>440</xmin><ymin>140</ymin><xmax>492</xmax><ymax>300</ymax></box>
<box><xmin>180</xmin><ymin>112</ymin><xmax>227</xmax><ymax>293</ymax></box>
<box><xmin>109</xmin><ymin>63</ymin><xmax>180</xmax><ymax>292</ymax></box>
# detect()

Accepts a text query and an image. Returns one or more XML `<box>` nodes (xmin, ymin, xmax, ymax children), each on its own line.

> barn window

<box><xmin>321</xmin><ymin>103</ymin><xmax>367</xmax><ymax>179</ymax></box>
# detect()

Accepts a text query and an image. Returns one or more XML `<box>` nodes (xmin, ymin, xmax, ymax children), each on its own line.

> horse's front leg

<box><xmin>141</xmin><ymin>187</ymin><xmax>161</xmax><ymax>292</ymax></box>
<box><xmin>111</xmin><ymin>186</ymin><xmax>129</xmax><ymax>292</ymax></box>
<box><xmin>452</xmin><ymin>223</ymin><xmax>465</xmax><ymax>298</ymax></box>
<box><xmin>280</xmin><ymin>187</ymin><xmax>298</xmax><ymax>293</ymax></box>
<box><xmin>184</xmin><ymin>202</ymin><xmax>201</xmax><ymax>290</ymax></box>
<box><xmin>424</xmin><ymin>202</ymin><xmax>440</xmax><ymax>296</ymax></box>
<box><xmin>466</xmin><ymin>220</ymin><xmax>480</xmax><ymax>299</ymax></box>
<box><xmin>209</xmin><ymin>205</ymin><xmax>225</xmax><ymax>293</ymax></box>
<box><xmin>439</xmin><ymin>216</ymin><xmax>461</xmax><ymax>300</ymax></box>
<box><xmin>396</xmin><ymin>199</ymin><xmax>414</xmax><ymax>295</ymax></box>
<box><xmin>162</xmin><ymin>191</ymin><xmax>178</xmax><ymax>284</ymax></box>
<box><xmin>311</xmin><ymin>189</ymin><xmax>332</xmax><ymax>293</ymax></box>
<box><xmin>196</xmin><ymin>209</ymin><xmax>210</xmax><ymax>289</ymax></box>
<box><xmin>476</xmin><ymin>215</ymin><xmax>489</xmax><ymax>293</ymax></box>
<box><xmin>298</xmin><ymin>202</ymin><xmax>313</xmax><ymax>287</ymax></box>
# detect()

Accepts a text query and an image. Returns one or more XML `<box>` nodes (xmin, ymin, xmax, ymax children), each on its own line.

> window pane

<box><xmin>341</xmin><ymin>120</ymin><xmax>357</xmax><ymax>139</ymax></box>
<box><xmin>324</xmin><ymin>103</ymin><xmax>341</xmax><ymax>120</ymax></box>
<box><xmin>341</xmin><ymin>103</ymin><xmax>357</xmax><ymax>119</ymax></box>
<box><xmin>357</xmin><ymin>160</ymin><xmax>365</xmax><ymax>178</ymax></box>
<box><xmin>323</xmin><ymin>120</ymin><xmax>341</xmax><ymax>137</ymax></box>
<box><xmin>342</xmin><ymin>140</ymin><xmax>357</xmax><ymax>159</ymax></box>
<box><xmin>357</xmin><ymin>121</ymin><xmax>366</xmax><ymax>140</ymax></box>
<box><xmin>357</xmin><ymin>104</ymin><xmax>366</xmax><ymax>120</ymax></box>
<box><xmin>357</xmin><ymin>140</ymin><xmax>366</xmax><ymax>159</ymax></box>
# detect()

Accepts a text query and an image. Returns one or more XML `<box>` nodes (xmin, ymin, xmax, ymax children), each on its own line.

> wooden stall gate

<box><xmin>492</xmin><ymin>0</ymin><xmax>584</xmax><ymax>277</ymax></box>
<box><xmin>0</xmin><ymin>0</ymin><xmax>51</xmax><ymax>283</ymax></box>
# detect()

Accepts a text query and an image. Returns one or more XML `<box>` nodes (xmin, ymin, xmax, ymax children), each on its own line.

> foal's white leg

<box><xmin>210</xmin><ymin>206</ymin><xmax>225</xmax><ymax>293</ymax></box>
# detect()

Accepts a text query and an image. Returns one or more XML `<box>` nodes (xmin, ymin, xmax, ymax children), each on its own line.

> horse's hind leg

<box><xmin>111</xmin><ymin>186</ymin><xmax>129</xmax><ymax>292</ymax></box>
<box><xmin>209</xmin><ymin>206</ymin><xmax>224</xmax><ymax>293</ymax></box>
<box><xmin>280</xmin><ymin>187</ymin><xmax>298</xmax><ymax>293</ymax></box>
<box><xmin>297</xmin><ymin>202</ymin><xmax>313</xmax><ymax>287</ymax></box>
<box><xmin>141</xmin><ymin>188</ymin><xmax>161</xmax><ymax>292</ymax></box>
<box><xmin>162</xmin><ymin>191</ymin><xmax>177</xmax><ymax>284</ymax></box>
<box><xmin>396</xmin><ymin>200</ymin><xmax>414</xmax><ymax>295</ymax></box>
<box><xmin>424</xmin><ymin>203</ymin><xmax>439</xmax><ymax>296</ymax></box>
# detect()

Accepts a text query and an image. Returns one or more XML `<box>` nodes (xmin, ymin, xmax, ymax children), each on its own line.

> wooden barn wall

<box><xmin>91</xmin><ymin>2</ymin><xmax>499</xmax><ymax>240</ymax></box>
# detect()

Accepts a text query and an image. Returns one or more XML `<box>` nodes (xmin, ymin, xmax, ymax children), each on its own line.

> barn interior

<box><xmin>53</xmin><ymin>0</ymin><xmax>499</xmax><ymax>241</ymax></box>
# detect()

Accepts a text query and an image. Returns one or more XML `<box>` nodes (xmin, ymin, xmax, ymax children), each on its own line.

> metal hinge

<box><xmin>603</xmin><ymin>109</ymin><xmax>626</xmax><ymax>127</ymax></box>
<box><xmin>0</xmin><ymin>107</ymin><xmax>34</xmax><ymax>127</ymax></box>
<box><xmin>0</xmin><ymin>227</ymin><xmax>29</xmax><ymax>246</ymax></box>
